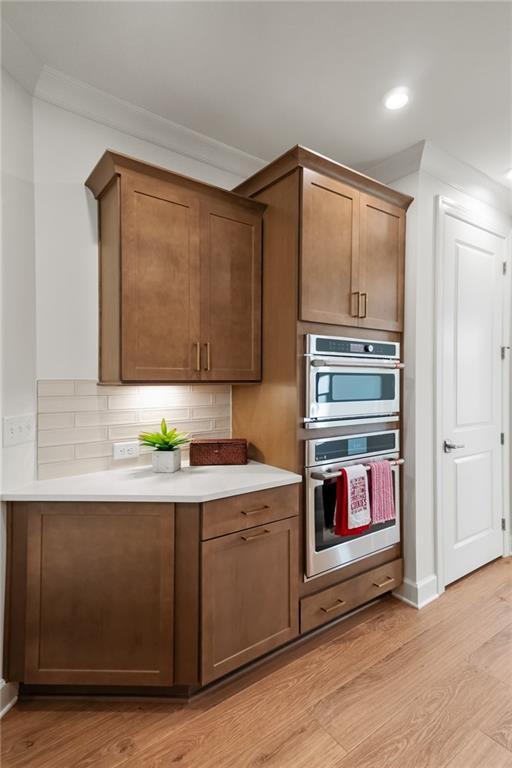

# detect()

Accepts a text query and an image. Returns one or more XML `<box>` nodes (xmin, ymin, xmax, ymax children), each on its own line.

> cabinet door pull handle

<box><xmin>241</xmin><ymin>505</ymin><xmax>270</xmax><ymax>516</ymax></box>
<box><xmin>321</xmin><ymin>598</ymin><xmax>347</xmax><ymax>614</ymax></box>
<box><xmin>372</xmin><ymin>576</ymin><xmax>395</xmax><ymax>589</ymax></box>
<box><xmin>194</xmin><ymin>341</ymin><xmax>201</xmax><ymax>372</ymax></box>
<box><xmin>359</xmin><ymin>292</ymin><xmax>368</xmax><ymax>318</ymax></box>
<box><xmin>204</xmin><ymin>342</ymin><xmax>211</xmax><ymax>372</ymax></box>
<box><xmin>350</xmin><ymin>291</ymin><xmax>360</xmax><ymax>317</ymax></box>
<box><xmin>241</xmin><ymin>529</ymin><xmax>270</xmax><ymax>542</ymax></box>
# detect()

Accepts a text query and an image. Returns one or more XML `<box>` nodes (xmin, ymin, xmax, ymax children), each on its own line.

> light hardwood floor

<box><xmin>2</xmin><ymin>557</ymin><xmax>512</xmax><ymax>768</ymax></box>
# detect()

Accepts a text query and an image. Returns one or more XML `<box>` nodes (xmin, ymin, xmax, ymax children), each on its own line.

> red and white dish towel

<box><xmin>335</xmin><ymin>464</ymin><xmax>371</xmax><ymax>536</ymax></box>
<box><xmin>368</xmin><ymin>460</ymin><xmax>396</xmax><ymax>523</ymax></box>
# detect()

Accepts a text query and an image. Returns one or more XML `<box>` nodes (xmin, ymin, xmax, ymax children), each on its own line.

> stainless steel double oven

<box><xmin>304</xmin><ymin>335</ymin><xmax>403</xmax><ymax>579</ymax></box>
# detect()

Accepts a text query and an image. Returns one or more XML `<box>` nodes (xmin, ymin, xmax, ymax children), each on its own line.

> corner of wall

<box><xmin>393</xmin><ymin>575</ymin><xmax>440</xmax><ymax>609</ymax></box>
<box><xmin>0</xmin><ymin>679</ymin><xmax>18</xmax><ymax>719</ymax></box>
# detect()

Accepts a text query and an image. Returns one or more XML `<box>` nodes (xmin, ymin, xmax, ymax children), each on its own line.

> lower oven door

<box><xmin>305</xmin><ymin>455</ymin><xmax>401</xmax><ymax>579</ymax></box>
<box><xmin>306</xmin><ymin>359</ymin><xmax>400</xmax><ymax>422</ymax></box>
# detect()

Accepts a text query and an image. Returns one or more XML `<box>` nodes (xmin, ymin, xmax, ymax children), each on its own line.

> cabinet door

<box><xmin>359</xmin><ymin>193</ymin><xmax>405</xmax><ymax>332</ymax></box>
<box><xmin>200</xmin><ymin>197</ymin><xmax>262</xmax><ymax>381</ymax></box>
<box><xmin>301</xmin><ymin>169</ymin><xmax>360</xmax><ymax>326</ymax></box>
<box><xmin>24</xmin><ymin>502</ymin><xmax>174</xmax><ymax>686</ymax></box>
<box><xmin>121</xmin><ymin>171</ymin><xmax>201</xmax><ymax>381</ymax></box>
<box><xmin>201</xmin><ymin>517</ymin><xmax>298</xmax><ymax>683</ymax></box>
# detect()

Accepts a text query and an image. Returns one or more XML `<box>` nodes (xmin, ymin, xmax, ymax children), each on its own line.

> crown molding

<box><xmin>365</xmin><ymin>140</ymin><xmax>512</xmax><ymax>216</ymax></box>
<box><xmin>32</xmin><ymin>65</ymin><xmax>266</xmax><ymax>180</ymax></box>
<box><xmin>2</xmin><ymin>22</ymin><xmax>43</xmax><ymax>94</ymax></box>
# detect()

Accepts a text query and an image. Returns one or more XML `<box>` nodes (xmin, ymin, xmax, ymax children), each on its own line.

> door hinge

<box><xmin>501</xmin><ymin>432</ymin><xmax>505</xmax><ymax>445</ymax></box>
<box><xmin>503</xmin><ymin>262</ymin><xmax>507</xmax><ymax>275</ymax></box>
<box><xmin>502</xmin><ymin>518</ymin><xmax>507</xmax><ymax>531</ymax></box>
<box><xmin>501</xmin><ymin>346</ymin><xmax>511</xmax><ymax>360</ymax></box>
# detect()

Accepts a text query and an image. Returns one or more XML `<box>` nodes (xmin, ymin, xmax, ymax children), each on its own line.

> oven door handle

<box><xmin>310</xmin><ymin>359</ymin><xmax>404</xmax><ymax>370</ymax></box>
<box><xmin>311</xmin><ymin>458</ymin><xmax>404</xmax><ymax>481</ymax></box>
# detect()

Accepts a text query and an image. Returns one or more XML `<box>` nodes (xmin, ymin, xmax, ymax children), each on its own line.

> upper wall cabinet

<box><xmin>300</xmin><ymin>168</ymin><xmax>405</xmax><ymax>333</ymax></box>
<box><xmin>301</xmin><ymin>169</ymin><xmax>360</xmax><ymax>326</ymax></box>
<box><xmin>358</xmin><ymin>193</ymin><xmax>405</xmax><ymax>332</ymax></box>
<box><xmin>86</xmin><ymin>152</ymin><xmax>265</xmax><ymax>383</ymax></box>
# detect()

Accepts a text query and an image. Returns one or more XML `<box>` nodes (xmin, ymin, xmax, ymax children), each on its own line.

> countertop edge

<box><xmin>2</xmin><ymin>474</ymin><xmax>303</xmax><ymax>504</ymax></box>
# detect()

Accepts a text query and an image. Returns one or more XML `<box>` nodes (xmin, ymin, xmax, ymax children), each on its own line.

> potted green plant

<box><xmin>138</xmin><ymin>419</ymin><xmax>190</xmax><ymax>473</ymax></box>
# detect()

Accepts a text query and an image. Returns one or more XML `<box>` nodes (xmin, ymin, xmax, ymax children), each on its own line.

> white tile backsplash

<box><xmin>37</xmin><ymin>380</ymin><xmax>232</xmax><ymax>479</ymax></box>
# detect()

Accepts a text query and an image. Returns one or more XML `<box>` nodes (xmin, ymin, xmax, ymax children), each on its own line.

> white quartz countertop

<box><xmin>2</xmin><ymin>461</ymin><xmax>302</xmax><ymax>504</ymax></box>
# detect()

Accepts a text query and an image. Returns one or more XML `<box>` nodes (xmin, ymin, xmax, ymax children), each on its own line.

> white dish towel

<box><xmin>344</xmin><ymin>464</ymin><xmax>371</xmax><ymax>529</ymax></box>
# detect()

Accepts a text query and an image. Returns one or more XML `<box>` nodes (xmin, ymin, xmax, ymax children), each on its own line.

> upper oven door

<box><xmin>306</xmin><ymin>358</ymin><xmax>400</xmax><ymax>421</ymax></box>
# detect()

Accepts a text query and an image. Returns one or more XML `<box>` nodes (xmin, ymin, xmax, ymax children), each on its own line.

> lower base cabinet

<box><xmin>300</xmin><ymin>558</ymin><xmax>403</xmax><ymax>634</ymax></box>
<box><xmin>11</xmin><ymin>502</ymin><xmax>175</xmax><ymax>687</ymax></box>
<box><xmin>5</xmin><ymin>488</ymin><xmax>402</xmax><ymax>695</ymax></box>
<box><xmin>201</xmin><ymin>517</ymin><xmax>298</xmax><ymax>684</ymax></box>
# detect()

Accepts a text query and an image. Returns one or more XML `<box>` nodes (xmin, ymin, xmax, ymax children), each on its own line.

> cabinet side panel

<box><xmin>4</xmin><ymin>503</ymin><xmax>29</xmax><ymax>681</ymax></box>
<box><xmin>174</xmin><ymin>503</ymin><xmax>200</xmax><ymax>685</ymax></box>
<box><xmin>232</xmin><ymin>171</ymin><xmax>300</xmax><ymax>472</ymax></box>
<box><xmin>99</xmin><ymin>178</ymin><xmax>121</xmax><ymax>383</ymax></box>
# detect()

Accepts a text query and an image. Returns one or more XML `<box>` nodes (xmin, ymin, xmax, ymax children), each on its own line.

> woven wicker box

<box><xmin>189</xmin><ymin>438</ymin><xmax>248</xmax><ymax>466</ymax></box>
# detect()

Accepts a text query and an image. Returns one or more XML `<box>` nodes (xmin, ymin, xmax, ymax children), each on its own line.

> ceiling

<box><xmin>3</xmin><ymin>1</ymin><xmax>511</xmax><ymax>184</ymax></box>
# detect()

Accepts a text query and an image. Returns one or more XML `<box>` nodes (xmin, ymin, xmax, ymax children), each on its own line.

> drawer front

<box><xmin>300</xmin><ymin>558</ymin><xmax>403</xmax><ymax>634</ymax></box>
<box><xmin>201</xmin><ymin>517</ymin><xmax>299</xmax><ymax>684</ymax></box>
<box><xmin>201</xmin><ymin>484</ymin><xmax>299</xmax><ymax>540</ymax></box>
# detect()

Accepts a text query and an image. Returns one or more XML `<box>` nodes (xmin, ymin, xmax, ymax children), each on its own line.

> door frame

<box><xmin>434</xmin><ymin>195</ymin><xmax>510</xmax><ymax>593</ymax></box>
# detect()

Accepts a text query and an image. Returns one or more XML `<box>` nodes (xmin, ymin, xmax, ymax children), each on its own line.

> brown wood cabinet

<box><xmin>301</xmin><ymin>169</ymin><xmax>405</xmax><ymax>332</ymax></box>
<box><xmin>86</xmin><ymin>152</ymin><xmax>264</xmax><ymax>383</ymax></box>
<box><xmin>359</xmin><ymin>193</ymin><xmax>405</xmax><ymax>332</ymax></box>
<box><xmin>301</xmin><ymin>169</ymin><xmax>360</xmax><ymax>326</ymax></box>
<box><xmin>300</xmin><ymin>558</ymin><xmax>403</xmax><ymax>633</ymax></box>
<box><xmin>10</xmin><ymin>502</ymin><xmax>174</xmax><ymax>687</ymax></box>
<box><xmin>201</xmin><ymin>516</ymin><xmax>298</xmax><ymax>684</ymax></box>
<box><xmin>4</xmin><ymin>484</ymin><xmax>302</xmax><ymax>693</ymax></box>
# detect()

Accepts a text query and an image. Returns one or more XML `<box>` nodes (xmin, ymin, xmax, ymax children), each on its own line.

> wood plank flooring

<box><xmin>2</xmin><ymin>557</ymin><xmax>511</xmax><ymax>768</ymax></box>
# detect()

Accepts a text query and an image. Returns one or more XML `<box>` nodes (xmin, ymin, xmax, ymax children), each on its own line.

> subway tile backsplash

<box><xmin>37</xmin><ymin>381</ymin><xmax>232</xmax><ymax>480</ymax></box>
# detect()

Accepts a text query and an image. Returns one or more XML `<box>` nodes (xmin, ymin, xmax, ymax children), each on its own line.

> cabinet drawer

<box><xmin>300</xmin><ymin>558</ymin><xmax>403</xmax><ymax>634</ymax></box>
<box><xmin>201</xmin><ymin>484</ymin><xmax>299</xmax><ymax>540</ymax></box>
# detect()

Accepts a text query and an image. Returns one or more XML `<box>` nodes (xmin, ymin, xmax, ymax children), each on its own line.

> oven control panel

<box><xmin>306</xmin><ymin>430</ymin><xmax>400</xmax><ymax>467</ymax></box>
<box><xmin>307</xmin><ymin>334</ymin><xmax>400</xmax><ymax>360</ymax></box>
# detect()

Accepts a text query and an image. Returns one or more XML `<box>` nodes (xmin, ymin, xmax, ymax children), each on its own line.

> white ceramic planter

<box><xmin>152</xmin><ymin>449</ymin><xmax>181</xmax><ymax>473</ymax></box>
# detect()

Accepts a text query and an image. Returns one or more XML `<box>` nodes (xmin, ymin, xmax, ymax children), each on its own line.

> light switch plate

<box><xmin>3</xmin><ymin>414</ymin><xmax>36</xmax><ymax>447</ymax></box>
<box><xmin>113</xmin><ymin>441</ymin><xmax>140</xmax><ymax>460</ymax></box>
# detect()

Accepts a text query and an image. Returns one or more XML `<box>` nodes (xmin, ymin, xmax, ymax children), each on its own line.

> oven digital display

<box><xmin>349</xmin><ymin>343</ymin><xmax>365</xmax><ymax>354</ymax></box>
<box><xmin>313</xmin><ymin>432</ymin><xmax>397</xmax><ymax>463</ymax></box>
<box><xmin>347</xmin><ymin>437</ymin><xmax>367</xmax><ymax>455</ymax></box>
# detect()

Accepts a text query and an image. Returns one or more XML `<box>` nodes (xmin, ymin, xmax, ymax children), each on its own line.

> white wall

<box><xmin>1</xmin><ymin>68</ymin><xmax>37</xmax><ymax>714</ymax></box>
<box><xmin>33</xmin><ymin>98</ymin><xmax>245</xmax><ymax>381</ymax></box>
<box><xmin>367</xmin><ymin>146</ymin><xmax>512</xmax><ymax>607</ymax></box>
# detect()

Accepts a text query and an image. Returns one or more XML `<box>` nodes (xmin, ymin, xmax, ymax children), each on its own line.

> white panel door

<box><xmin>440</xmin><ymin>206</ymin><xmax>504</xmax><ymax>585</ymax></box>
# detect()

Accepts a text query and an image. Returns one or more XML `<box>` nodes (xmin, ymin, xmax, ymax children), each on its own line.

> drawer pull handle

<box><xmin>241</xmin><ymin>505</ymin><xmax>270</xmax><ymax>516</ymax></box>
<box><xmin>359</xmin><ymin>292</ymin><xmax>368</xmax><ymax>318</ymax></box>
<box><xmin>350</xmin><ymin>291</ymin><xmax>360</xmax><ymax>317</ymax></box>
<box><xmin>321</xmin><ymin>598</ymin><xmax>347</xmax><ymax>614</ymax></box>
<box><xmin>241</xmin><ymin>529</ymin><xmax>270</xmax><ymax>542</ymax></box>
<box><xmin>204</xmin><ymin>342</ymin><xmax>211</xmax><ymax>372</ymax></box>
<box><xmin>194</xmin><ymin>341</ymin><xmax>201</xmax><ymax>372</ymax></box>
<box><xmin>373</xmin><ymin>577</ymin><xmax>395</xmax><ymax>589</ymax></box>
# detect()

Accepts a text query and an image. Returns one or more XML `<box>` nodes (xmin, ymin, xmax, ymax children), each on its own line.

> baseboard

<box><xmin>393</xmin><ymin>575</ymin><xmax>440</xmax><ymax>609</ymax></box>
<box><xmin>0</xmin><ymin>679</ymin><xmax>19</xmax><ymax>718</ymax></box>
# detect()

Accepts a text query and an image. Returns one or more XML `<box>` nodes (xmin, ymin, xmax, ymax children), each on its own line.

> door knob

<box><xmin>443</xmin><ymin>440</ymin><xmax>465</xmax><ymax>453</ymax></box>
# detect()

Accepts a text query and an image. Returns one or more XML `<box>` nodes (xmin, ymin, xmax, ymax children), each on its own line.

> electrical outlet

<box><xmin>3</xmin><ymin>414</ymin><xmax>36</xmax><ymax>447</ymax></box>
<box><xmin>113</xmin><ymin>441</ymin><xmax>140</xmax><ymax>460</ymax></box>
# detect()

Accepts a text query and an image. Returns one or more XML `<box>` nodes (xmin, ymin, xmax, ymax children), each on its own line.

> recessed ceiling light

<box><xmin>384</xmin><ymin>87</ymin><xmax>409</xmax><ymax>111</ymax></box>
<box><xmin>506</xmin><ymin>168</ymin><xmax>512</xmax><ymax>181</ymax></box>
